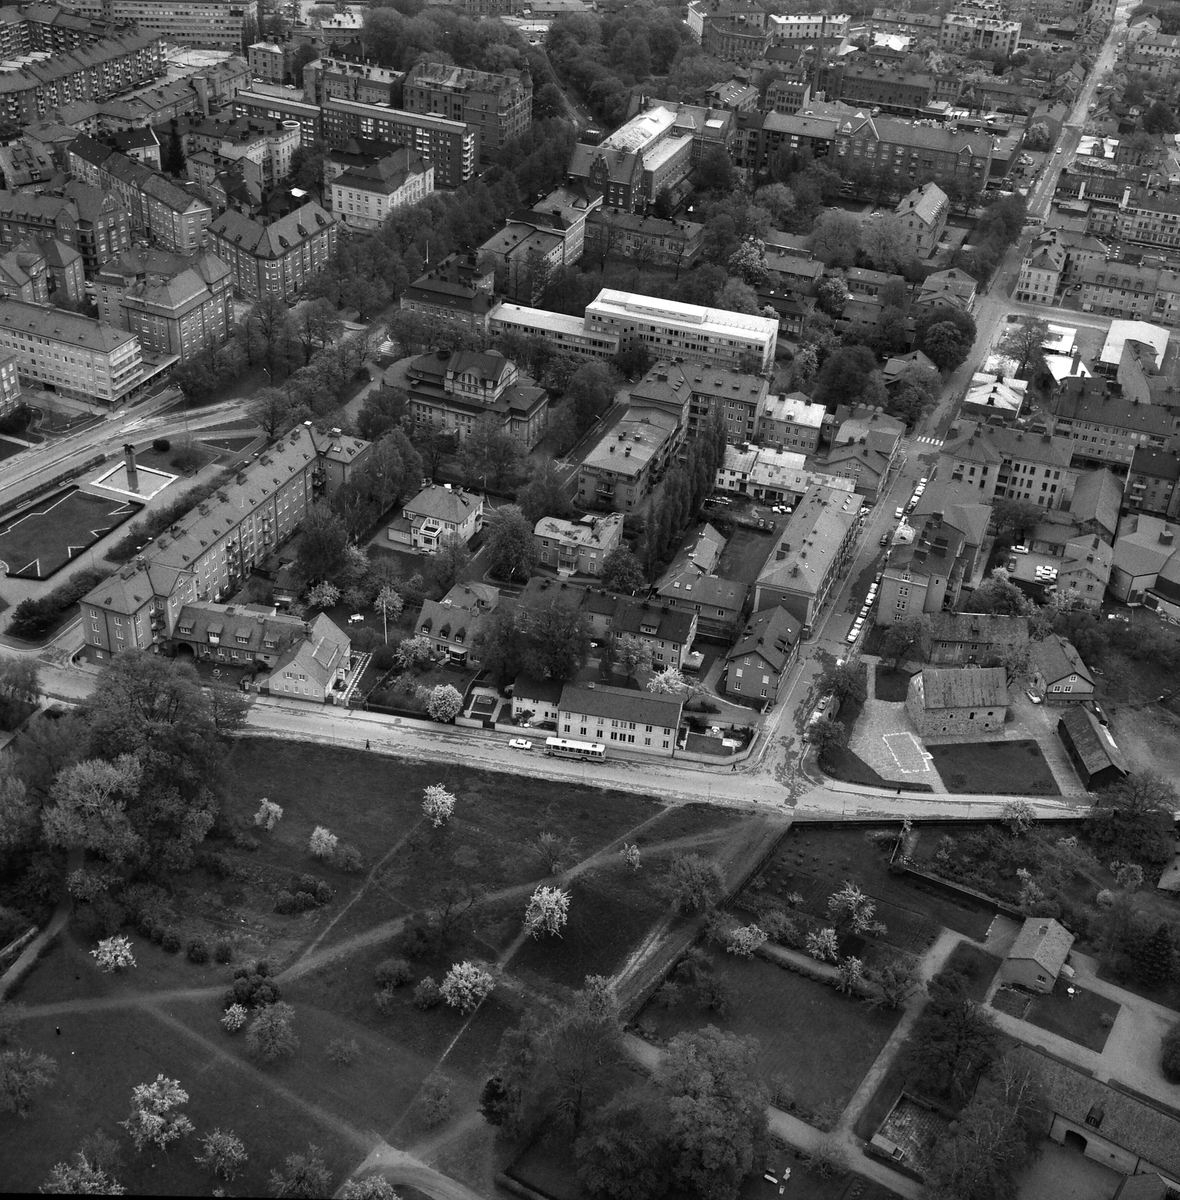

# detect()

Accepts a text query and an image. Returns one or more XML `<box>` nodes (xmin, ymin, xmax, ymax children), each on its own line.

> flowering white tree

<box><xmin>523</xmin><ymin>886</ymin><xmax>570</xmax><ymax>939</ymax></box>
<box><xmin>220</xmin><ymin>1004</ymin><xmax>248</xmax><ymax>1033</ymax></box>
<box><xmin>422</xmin><ymin>784</ymin><xmax>456</xmax><ymax>828</ymax></box>
<box><xmin>620</xmin><ymin>843</ymin><xmax>641</xmax><ymax>872</ymax></box>
<box><xmin>254</xmin><ymin>798</ymin><xmax>283</xmax><ymax>831</ymax></box>
<box><xmin>121</xmin><ymin>1076</ymin><xmax>194</xmax><ymax>1152</ymax></box>
<box><xmin>827</xmin><ymin>881</ymin><xmax>884</xmax><ymax>936</ymax></box>
<box><xmin>395</xmin><ymin>634</ymin><xmax>434</xmax><ymax>669</ymax></box>
<box><xmin>307</xmin><ymin>581</ymin><xmax>341</xmax><ymax>609</ymax></box>
<box><xmin>341</xmin><ymin>1176</ymin><xmax>401</xmax><ymax>1200</ymax></box>
<box><xmin>90</xmin><ymin>935</ymin><xmax>136</xmax><ymax>973</ymax></box>
<box><xmin>426</xmin><ymin>684</ymin><xmax>463</xmax><ymax>723</ymax></box>
<box><xmin>194</xmin><ymin>1129</ymin><xmax>248</xmax><ymax>1181</ymax></box>
<box><xmin>726</xmin><ymin>924</ymin><xmax>768</xmax><ymax>959</ymax></box>
<box><xmin>41</xmin><ymin>1154</ymin><xmax>126</xmax><ymax>1195</ymax></box>
<box><xmin>309</xmin><ymin>826</ymin><xmax>338</xmax><ymax>859</ymax></box>
<box><xmin>806</xmin><ymin>927</ymin><xmax>839</xmax><ymax>963</ymax></box>
<box><xmin>440</xmin><ymin>961</ymin><xmax>494</xmax><ymax>1013</ymax></box>
<box><xmin>647</xmin><ymin>667</ymin><xmax>690</xmax><ymax>695</ymax></box>
<box><xmin>836</xmin><ymin>955</ymin><xmax>865</xmax><ymax>995</ymax></box>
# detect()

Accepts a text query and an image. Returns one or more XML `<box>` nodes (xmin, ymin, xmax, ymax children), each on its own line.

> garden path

<box><xmin>985</xmin><ymin>948</ymin><xmax>1180</xmax><ymax>1110</ymax></box>
<box><xmin>0</xmin><ymin>847</ymin><xmax>80</xmax><ymax>1001</ymax></box>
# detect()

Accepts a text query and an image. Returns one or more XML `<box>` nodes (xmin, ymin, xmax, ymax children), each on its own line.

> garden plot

<box><xmin>0</xmin><ymin>487</ymin><xmax>141</xmax><ymax>578</ymax></box>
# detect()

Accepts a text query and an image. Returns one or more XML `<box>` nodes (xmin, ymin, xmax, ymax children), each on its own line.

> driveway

<box><xmin>1016</xmin><ymin>1140</ymin><xmax>1121</xmax><ymax>1200</ymax></box>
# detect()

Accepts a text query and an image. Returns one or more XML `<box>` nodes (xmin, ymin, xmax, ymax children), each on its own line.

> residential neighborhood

<box><xmin>0</xmin><ymin>0</ymin><xmax>1179</xmax><ymax>1198</ymax></box>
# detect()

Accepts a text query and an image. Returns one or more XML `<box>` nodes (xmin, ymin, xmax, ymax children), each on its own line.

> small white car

<box><xmin>846</xmin><ymin>628</ymin><xmax>860</xmax><ymax>644</ymax></box>
<box><xmin>508</xmin><ymin>738</ymin><xmax>533</xmax><ymax>750</ymax></box>
<box><xmin>1026</xmin><ymin>691</ymin><xmax>1042</xmax><ymax>705</ymax></box>
<box><xmin>895</xmin><ymin>506</ymin><xmax>905</xmax><ymax>519</ymax></box>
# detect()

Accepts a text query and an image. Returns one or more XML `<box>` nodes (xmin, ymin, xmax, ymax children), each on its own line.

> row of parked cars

<box><xmin>846</xmin><ymin>575</ymin><xmax>881</xmax><ymax>644</ymax></box>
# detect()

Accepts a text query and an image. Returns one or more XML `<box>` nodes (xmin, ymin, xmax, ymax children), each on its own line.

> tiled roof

<box><xmin>927</xmin><ymin>612</ymin><xmax>1028</xmax><ymax>645</ymax></box>
<box><xmin>727</xmin><ymin>605</ymin><xmax>800</xmax><ymax>671</ymax></box>
<box><xmin>1069</xmin><ymin>468</ymin><xmax>1121</xmax><ymax>534</ymax></box>
<box><xmin>1031</xmin><ymin>634</ymin><xmax>1092</xmax><ymax>686</ymax></box>
<box><xmin>0</xmin><ymin>297</ymin><xmax>137</xmax><ymax>353</ymax></box>
<box><xmin>1007</xmin><ymin>916</ymin><xmax>1074</xmax><ymax>973</ymax></box>
<box><xmin>559</xmin><ymin>681</ymin><xmax>684</xmax><ymax>727</ymax></box>
<box><xmin>209</xmin><ymin>201</ymin><xmax>334</xmax><ymax>259</ymax></box>
<box><xmin>1058</xmin><ymin>705</ymin><xmax>1129</xmax><ymax>777</ymax></box>
<box><xmin>612</xmin><ymin>598</ymin><xmax>696</xmax><ymax>645</ymax></box>
<box><xmin>404</xmin><ymin>484</ymin><xmax>481</xmax><ymax>524</ymax></box>
<box><xmin>657</xmin><ymin>571</ymin><xmax>748</xmax><ymax>613</ymax></box>
<box><xmin>915</xmin><ymin>665</ymin><xmax>1008</xmax><ymax>710</ymax></box>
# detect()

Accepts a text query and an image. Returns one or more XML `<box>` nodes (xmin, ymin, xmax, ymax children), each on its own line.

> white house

<box><xmin>388</xmin><ymin>484</ymin><xmax>483</xmax><ymax>553</ymax></box>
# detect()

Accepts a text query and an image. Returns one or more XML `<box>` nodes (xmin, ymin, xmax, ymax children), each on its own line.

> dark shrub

<box><xmin>213</xmin><ymin>939</ymin><xmax>233</xmax><ymax>964</ymax></box>
<box><xmin>353</xmin><ymin>627</ymin><xmax>382</xmax><ymax>652</ymax></box>
<box><xmin>233</xmin><ymin>832</ymin><xmax>260</xmax><ymax>852</ymax></box>
<box><xmin>274</xmin><ymin>890</ymin><xmax>296</xmax><ymax>915</ymax></box>
<box><xmin>394</xmin><ymin>915</ymin><xmax>440</xmax><ymax>960</ymax></box>
<box><xmin>255</xmin><ymin>960</ymin><xmax>270</xmax><ymax>977</ymax></box>
<box><xmin>152</xmin><ymin>438</ymin><xmax>170</xmax><ymax>452</ymax></box>
<box><xmin>137</xmin><ymin>914</ymin><xmax>156</xmax><ymax>937</ymax></box>
<box><xmin>374</xmin><ymin>957</ymin><xmax>414</xmax><ymax>988</ymax></box>
<box><xmin>162</xmin><ymin>929</ymin><xmax>182</xmax><ymax>953</ymax></box>
<box><xmin>294</xmin><ymin>891</ymin><xmax>318</xmax><ymax>912</ymax></box>
<box><xmin>187</xmin><ymin>938</ymin><xmax>209</xmax><ymax>964</ymax></box>
<box><xmin>8</xmin><ymin>567</ymin><xmax>111</xmax><ymax>640</ymax></box>
<box><xmin>413</xmin><ymin>977</ymin><xmax>442</xmax><ymax>1010</ymax></box>
<box><xmin>171</xmin><ymin>445</ymin><xmax>204</xmax><ymax>472</ymax></box>
<box><xmin>314</xmin><ymin>881</ymin><xmax>332</xmax><ymax>905</ymax></box>
<box><xmin>198</xmin><ymin>851</ymin><xmax>237</xmax><ymax>879</ymax></box>
<box><xmin>374</xmin><ymin>988</ymin><xmax>396</xmax><ymax>1016</ymax></box>
<box><xmin>331</xmin><ymin>844</ymin><xmax>364</xmax><ymax>873</ymax></box>
<box><xmin>150</xmin><ymin>925</ymin><xmax>166</xmax><ymax>944</ymax></box>
<box><xmin>371</xmin><ymin>645</ymin><xmax>395</xmax><ymax>671</ymax></box>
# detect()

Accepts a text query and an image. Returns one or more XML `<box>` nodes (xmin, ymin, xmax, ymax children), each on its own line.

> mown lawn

<box><xmin>927</xmin><ymin>741</ymin><xmax>1059</xmax><ymax>796</ymax></box>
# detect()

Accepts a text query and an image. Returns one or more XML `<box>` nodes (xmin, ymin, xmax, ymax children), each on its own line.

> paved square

<box><xmin>883</xmin><ymin>731</ymin><xmax>933</xmax><ymax>773</ymax></box>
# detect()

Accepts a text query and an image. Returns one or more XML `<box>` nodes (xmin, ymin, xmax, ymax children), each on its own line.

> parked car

<box><xmin>508</xmin><ymin>738</ymin><xmax>533</xmax><ymax>750</ymax></box>
<box><xmin>1026</xmin><ymin>690</ymin><xmax>1042</xmax><ymax>704</ymax></box>
<box><xmin>1090</xmin><ymin>702</ymin><xmax>1109</xmax><ymax>726</ymax></box>
<box><xmin>895</xmin><ymin>507</ymin><xmax>904</xmax><ymax>519</ymax></box>
<box><xmin>880</xmin><ymin>532</ymin><xmax>891</xmax><ymax>546</ymax></box>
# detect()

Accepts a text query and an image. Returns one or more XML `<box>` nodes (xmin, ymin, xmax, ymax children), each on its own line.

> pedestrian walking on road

<box><xmin>55</xmin><ymin>1026</ymin><xmax>60</xmax><ymax>1036</ymax></box>
<box><xmin>366</xmin><ymin>739</ymin><xmax>370</xmax><ymax>750</ymax></box>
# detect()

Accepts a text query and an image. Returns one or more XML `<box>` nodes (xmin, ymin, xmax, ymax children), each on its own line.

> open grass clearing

<box><xmin>637</xmin><ymin>945</ymin><xmax>901</xmax><ymax>1112</ymax></box>
<box><xmin>1024</xmin><ymin>982</ymin><xmax>1120</xmax><ymax>1053</ymax></box>
<box><xmin>0</xmin><ymin>1003</ymin><xmax>360</xmax><ymax>1197</ymax></box>
<box><xmin>926</xmin><ymin>740</ymin><xmax>1060</xmax><ymax>796</ymax></box>
<box><xmin>0</xmin><ymin>435</ymin><xmax>25</xmax><ymax>462</ymax></box>
<box><xmin>0</xmin><ymin>487</ymin><xmax>141</xmax><ymax>579</ymax></box>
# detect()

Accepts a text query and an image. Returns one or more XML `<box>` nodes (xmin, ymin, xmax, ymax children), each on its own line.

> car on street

<box><xmin>508</xmin><ymin>738</ymin><xmax>533</xmax><ymax>750</ymax></box>
<box><xmin>895</xmin><ymin>506</ymin><xmax>904</xmax><ymax>518</ymax></box>
<box><xmin>880</xmin><ymin>532</ymin><xmax>891</xmax><ymax>545</ymax></box>
<box><xmin>846</xmin><ymin>627</ymin><xmax>859</xmax><ymax>644</ymax></box>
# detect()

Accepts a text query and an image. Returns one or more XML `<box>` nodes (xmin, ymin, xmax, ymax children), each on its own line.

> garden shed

<box><xmin>999</xmin><ymin>916</ymin><xmax>1075</xmax><ymax>993</ymax></box>
<box><xmin>1057</xmin><ymin>706</ymin><xmax>1128</xmax><ymax>791</ymax></box>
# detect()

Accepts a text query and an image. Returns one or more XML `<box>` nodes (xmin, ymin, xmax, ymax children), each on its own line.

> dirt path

<box><xmin>0</xmin><ymin>848</ymin><xmax>81</xmax><ymax>1002</ymax></box>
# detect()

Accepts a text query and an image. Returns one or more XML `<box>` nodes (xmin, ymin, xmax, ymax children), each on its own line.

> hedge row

<box><xmin>8</xmin><ymin>566</ymin><xmax>111</xmax><ymax>641</ymax></box>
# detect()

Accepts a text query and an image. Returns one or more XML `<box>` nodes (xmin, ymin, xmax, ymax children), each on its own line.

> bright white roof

<box><xmin>1045</xmin><ymin>353</ymin><xmax>1092</xmax><ymax>383</ymax></box>
<box><xmin>588</xmin><ymin>288</ymin><xmax>778</xmax><ymax>340</ymax></box>
<box><xmin>1101</xmin><ymin>320</ymin><xmax>1169</xmax><ymax>367</ymax></box>
<box><xmin>1043</xmin><ymin>323</ymin><xmax>1077</xmax><ymax>355</ymax></box>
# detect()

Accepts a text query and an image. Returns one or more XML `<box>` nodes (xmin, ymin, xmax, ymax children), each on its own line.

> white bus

<box><xmin>544</xmin><ymin>737</ymin><xmax>606</xmax><ymax>762</ymax></box>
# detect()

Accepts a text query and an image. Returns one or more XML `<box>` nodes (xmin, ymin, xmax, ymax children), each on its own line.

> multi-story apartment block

<box><xmin>557</xmin><ymin>683</ymin><xmax>683</xmax><ymax>757</ymax></box>
<box><xmin>896</xmin><ymin>182</ymin><xmax>949</xmax><ymax>259</ymax></box>
<box><xmin>402</xmin><ymin>60</ymin><xmax>531</xmax><ymax>162</ymax></box>
<box><xmin>1125</xmin><ymin>446</ymin><xmax>1180</xmax><ymax>518</ymax></box>
<box><xmin>584</xmin><ymin>210</ymin><xmax>703</xmax><ymax>270</ymax></box>
<box><xmin>567</xmin><ymin>105</ymin><xmax>694</xmax><ymax>212</ymax></box>
<box><xmin>584</xmin><ymin>288</ymin><xmax>778</xmax><ymax>372</ymax></box>
<box><xmin>769</xmin><ymin>12</ymin><xmax>850</xmax><ymax>39</ymax></box>
<box><xmin>0</xmin><ymin>185</ymin><xmax>130</xmax><ymax>275</ymax></box>
<box><xmin>321</xmin><ymin>98</ymin><xmax>476</xmax><ymax>189</ymax></box>
<box><xmin>939</xmin><ymin>420</ymin><xmax>1078</xmax><ymax>508</ymax></box>
<box><xmin>329</xmin><ymin>148</ymin><xmax>433</xmax><ymax>231</ymax></box>
<box><xmin>401</xmin><ymin>347</ymin><xmax>549</xmax><ymax>449</ymax></box>
<box><xmin>247</xmin><ymin>41</ymin><xmax>294</xmax><ymax>85</ymax></box>
<box><xmin>877</xmin><ymin>480</ymin><xmax>991</xmax><ymax>624</ymax></box>
<box><xmin>488</xmin><ymin>301</ymin><xmax>620</xmax><ymax>361</ymax></box>
<box><xmin>0</xmin><ymin>244</ymin><xmax>49</xmax><ymax>303</ymax></box>
<box><xmin>869</xmin><ymin>8</ymin><xmax>943</xmax><ymax>39</ymax></box>
<box><xmin>0</xmin><ymin>31</ymin><xmax>164</xmax><ymax>125</ymax></box>
<box><xmin>208</xmin><ymin>201</ymin><xmax>335</xmax><ymax>301</ymax></box>
<box><xmin>83</xmin><ymin>0</ymin><xmax>258</xmax><ymax>52</ymax></box>
<box><xmin>233</xmin><ymin>89</ymin><xmax>319</xmax><ymax>145</ymax></box>
<box><xmin>94</xmin><ymin>246</ymin><xmax>232</xmax><ymax>362</ymax></box>
<box><xmin>67</xmin><ymin>137</ymin><xmax>211</xmax><ymax>255</ymax></box>
<box><xmin>0</xmin><ymin>297</ymin><xmax>144</xmax><ymax>404</ymax></box>
<box><xmin>833</xmin><ymin>112</ymin><xmax>993</xmax><ymax>185</ymax></box>
<box><xmin>757</xmin><ymin>390</ymin><xmax>825</xmax><ymax>452</ymax></box>
<box><xmin>303</xmin><ymin>56</ymin><xmax>403</xmax><ymax>106</ymax></box>
<box><xmin>1050</xmin><ymin>376</ymin><xmax>1177</xmax><ymax>470</ymax></box>
<box><xmin>763</xmin><ymin>77</ymin><xmax>812</xmax><ymax>115</ymax></box>
<box><xmin>80</xmin><ymin>424</ymin><xmax>370</xmax><ymax>663</ymax></box>
<box><xmin>704</xmin><ymin>13</ymin><xmax>772</xmax><ymax>61</ymax></box>
<box><xmin>819</xmin><ymin>63</ymin><xmax>935</xmax><ymax>115</ymax></box>
<box><xmin>680</xmin><ymin>364</ymin><xmax>768</xmax><ymax>443</ymax></box>
<box><xmin>754</xmin><ymin>483</ymin><xmax>863</xmax><ymax>630</ymax></box>
<box><xmin>939</xmin><ymin>11</ymin><xmax>1021</xmax><ymax>56</ymax></box>
<box><xmin>534</xmin><ymin>512</ymin><xmax>623</xmax><ymax>577</ymax></box>
<box><xmin>176</xmin><ymin>115</ymin><xmax>300</xmax><ymax>190</ymax></box>
<box><xmin>1017</xmin><ymin>240</ymin><xmax>1066</xmax><ymax>305</ymax></box>
<box><xmin>400</xmin><ymin>252</ymin><xmax>495</xmax><ymax>335</ymax></box>
<box><xmin>613</xmin><ymin>596</ymin><xmax>698</xmax><ymax>669</ymax></box>
<box><xmin>0</xmin><ymin>350</ymin><xmax>20</xmax><ymax>417</ymax></box>
<box><xmin>577</xmin><ymin>409</ymin><xmax>684</xmax><ymax>512</ymax></box>
<box><xmin>480</xmin><ymin>185</ymin><xmax>603</xmax><ymax>297</ymax></box>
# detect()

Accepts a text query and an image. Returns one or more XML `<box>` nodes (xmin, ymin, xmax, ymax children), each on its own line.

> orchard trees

<box><xmin>121</xmin><ymin>1075</ymin><xmax>193</xmax><ymax>1151</ymax></box>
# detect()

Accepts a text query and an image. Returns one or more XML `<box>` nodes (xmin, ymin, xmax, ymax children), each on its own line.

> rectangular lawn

<box><xmin>0</xmin><ymin>487</ymin><xmax>141</xmax><ymax>579</ymax></box>
<box><xmin>927</xmin><ymin>741</ymin><xmax>1060</xmax><ymax>796</ymax></box>
<box><xmin>638</xmin><ymin>946</ymin><xmax>901</xmax><ymax>1111</ymax></box>
<box><xmin>1025</xmin><ymin>983</ymin><xmax>1120</xmax><ymax>1053</ymax></box>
